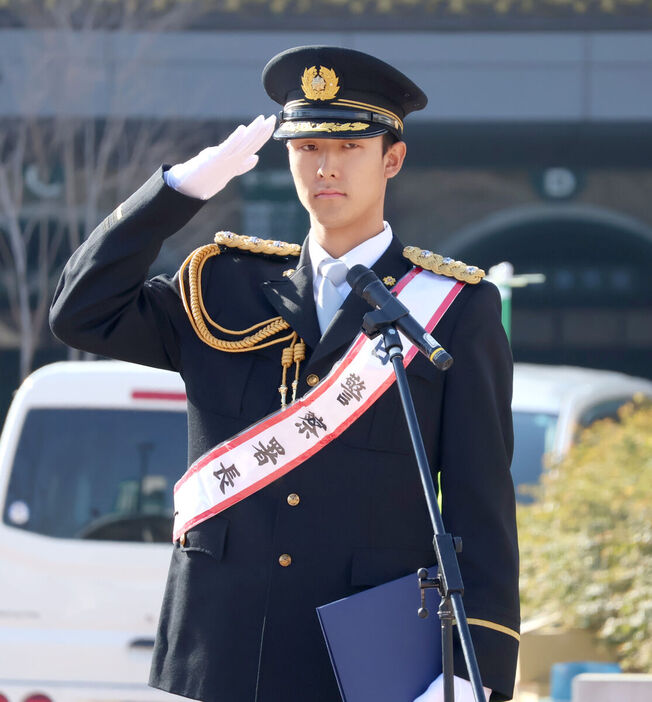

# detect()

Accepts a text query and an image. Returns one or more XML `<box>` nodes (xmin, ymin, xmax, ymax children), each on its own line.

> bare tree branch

<box><xmin>0</xmin><ymin>0</ymin><xmax>211</xmax><ymax>378</ymax></box>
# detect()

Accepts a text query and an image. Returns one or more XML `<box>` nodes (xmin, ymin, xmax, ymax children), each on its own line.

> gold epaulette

<box><xmin>403</xmin><ymin>246</ymin><xmax>485</xmax><ymax>284</ymax></box>
<box><xmin>214</xmin><ymin>231</ymin><xmax>301</xmax><ymax>257</ymax></box>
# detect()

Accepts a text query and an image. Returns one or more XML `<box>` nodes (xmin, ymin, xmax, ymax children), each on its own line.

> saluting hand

<box><xmin>165</xmin><ymin>114</ymin><xmax>277</xmax><ymax>200</ymax></box>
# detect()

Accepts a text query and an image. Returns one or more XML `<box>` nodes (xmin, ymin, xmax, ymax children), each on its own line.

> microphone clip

<box><xmin>361</xmin><ymin>296</ymin><xmax>409</xmax><ymax>358</ymax></box>
<box><xmin>361</xmin><ymin>295</ymin><xmax>408</xmax><ymax>339</ymax></box>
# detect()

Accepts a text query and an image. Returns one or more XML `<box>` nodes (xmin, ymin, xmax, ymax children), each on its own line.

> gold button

<box><xmin>287</xmin><ymin>493</ymin><xmax>300</xmax><ymax>507</ymax></box>
<box><xmin>278</xmin><ymin>553</ymin><xmax>292</xmax><ymax>567</ymax></box>
<box><xmin>306</xmin><ymin>374</ymin><xmax>319</xmax><ymax>387</ymax></box>
<box><xmin>179</xmin><ymin>533</ymin><xmax>186</xmax><ymax>547</ymax></box>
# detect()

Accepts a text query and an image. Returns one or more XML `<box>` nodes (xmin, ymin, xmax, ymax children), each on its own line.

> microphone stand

<box><xmin>359</xmin><ymin>304</ymin><xmax>486</xmax><ymax>702</ymax></box>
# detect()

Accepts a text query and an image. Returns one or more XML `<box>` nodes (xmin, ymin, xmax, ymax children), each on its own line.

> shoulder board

<box><xmin>403</xmin><ymin>246</ymin><xmax>485</xmax><ymax>284</ymax></box>
<box><xmin>214</xmin><ymin>231</ymin><xmax>301</xmax><ymax>257</ymax></box>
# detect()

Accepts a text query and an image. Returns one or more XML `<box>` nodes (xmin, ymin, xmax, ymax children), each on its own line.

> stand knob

<box><xmin>417</xmin><ymin>567</ymin><xmax>439</xmax><ymax>618</ymax></box>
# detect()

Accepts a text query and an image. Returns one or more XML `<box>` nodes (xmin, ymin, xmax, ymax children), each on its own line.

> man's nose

<box><xmin>317</xmin><ymin>151</ymin><xmax>339</xmax><ymax>178</ymax></box>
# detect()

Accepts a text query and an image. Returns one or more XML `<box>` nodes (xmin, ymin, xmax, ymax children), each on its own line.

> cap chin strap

<box><xmin>281</xmin><ymin>106</ymin><xmax>402</xmax><ymax>135</ymax></box>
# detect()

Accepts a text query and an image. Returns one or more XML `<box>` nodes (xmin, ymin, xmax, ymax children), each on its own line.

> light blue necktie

<box><xmin>316</xmin><ymin>258</ymin><xmax>349</xmax><ymax>335</ymax></box>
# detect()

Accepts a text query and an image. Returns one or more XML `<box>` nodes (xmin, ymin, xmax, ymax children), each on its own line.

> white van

<box><xmin>0</xmin><ymin>361</ymin><xmax>187</xmax><ymax>702</ymax></box>
<box><xmin>511</xmin><ymin>363</ymin><xmax>652</xmax><ymax>500</ymax></box>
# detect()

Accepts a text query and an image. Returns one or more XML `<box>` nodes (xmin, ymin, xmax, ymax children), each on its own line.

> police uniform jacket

<box><xmin>50</xmin><ymin>167</ymin><xmax>520</xmax><ymax>702</ymax></box>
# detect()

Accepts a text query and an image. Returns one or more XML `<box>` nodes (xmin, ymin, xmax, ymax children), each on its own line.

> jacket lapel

<box><xmin>307</xmin><ymin>236</ymin><xmax>412</xmax><ymax>370</ymax></box>
<box><xmin>260</xmin><ymin>244</ymin><xmax>321</xmax><ymax>350</ymax></box>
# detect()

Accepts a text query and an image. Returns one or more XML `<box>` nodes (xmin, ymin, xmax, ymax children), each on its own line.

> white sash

<box><xmin>172</xmin><ymin>268</ymin><xmax>464</xmax><ymax>542</ymax></box>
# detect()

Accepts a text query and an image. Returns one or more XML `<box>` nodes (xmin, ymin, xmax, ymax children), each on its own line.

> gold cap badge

<box><xmin>301</xmin><ymin>66</ymin><xmax>340</xmax><ymax>101</ymax></box>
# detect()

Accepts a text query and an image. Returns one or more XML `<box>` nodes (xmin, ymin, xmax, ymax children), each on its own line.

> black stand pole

<box><xmin>364</xmin><ymin>319</ymin><xmax>486</xmax><ymax>702</ymax></box>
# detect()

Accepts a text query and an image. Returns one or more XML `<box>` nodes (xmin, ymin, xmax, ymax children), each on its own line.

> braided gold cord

<box><xmin>293</xmin><ymin>341</ymin><xmax>306</xmax><ymax>364</ymax></box>
<box><xmin>195</xmin><ymin>253</ymin><xmax>281</xmax><ymax>336</ymax></box>
<box><xmin>279</xmin><ymin>334</ymin><xmax>299</xmax><ymax>409</ymax></box>
<box><xmin>179</xmin><ymin>243</ymin><xmax>294</xmax><ymax>352</ymax></box>
<box><xmin>291</xmin><ymin>340</ymin><xmax>307</xmax><ymax>403</ymax></box>
<box><xmin>179</xmin><ymin>244</ymin><xmax>308</xmax><ymax>410</ymax></box>
<box><xmin>281</xmin><ymin>346</ymin><xmax>295</xmax><ymax>367</ymax></box>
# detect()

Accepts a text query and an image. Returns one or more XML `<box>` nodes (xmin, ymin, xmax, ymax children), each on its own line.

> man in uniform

<box><xmin>50</xmin><ymin>46</ymin><xmax>519</xmax><ymax>701</ymax></box>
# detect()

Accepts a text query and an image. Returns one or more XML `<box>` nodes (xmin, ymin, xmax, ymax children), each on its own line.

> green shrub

<box><xmin>517</xmin><ymin>397</ymin><xmax>652</xmax><ymax>671</ymax></box>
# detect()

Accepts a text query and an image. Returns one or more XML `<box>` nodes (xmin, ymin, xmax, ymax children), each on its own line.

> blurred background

<box><xmin>1</xmin><ymin>0</ymin><xmax>652</xmax><ymax>408</ymax></box>
<box><xmin>0</xmin><ymin>2</ymin><xmax>651</xmax><ymax>702</ymax></box>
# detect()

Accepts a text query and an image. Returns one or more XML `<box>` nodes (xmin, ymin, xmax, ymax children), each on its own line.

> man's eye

<box><xmin>343</xmin><ymin>142</ymin><xmax>359</xmax><ymax>149</ymax></box>
<box><xmin>301</xmin><ymin>144</ymin><xmax>317</xmax><ymax>151</ymax></box>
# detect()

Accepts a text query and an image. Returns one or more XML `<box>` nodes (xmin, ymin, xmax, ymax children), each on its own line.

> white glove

<box><xmin>413</xmin><ymin>674</ymin><xmax>491</xmax><ymax>702</ymax></box>
<box><xmin>164</xmin><ymin>114</ymin><xmax>276</xmax><ymax>200</ymax></box>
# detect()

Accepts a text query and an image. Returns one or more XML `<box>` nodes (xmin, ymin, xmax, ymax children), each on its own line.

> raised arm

<box><xmin>50</xmin><ymin>115</ymin><xmax>276</xmax><ymax>371</ymax></box>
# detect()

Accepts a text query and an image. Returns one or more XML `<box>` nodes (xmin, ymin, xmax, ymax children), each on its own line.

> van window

<box><xmin>3</xmin><ymin>408</ymin><xmax>187</xmax><ymax>542</ymax></box>
<box><xmin>577</xmin><ymin>397</ymin><xmax>631</xmax><ymax>427</ymax></box>
<box><xmin>511</xmin><ymin>410</ymin><xmax>557</xmax><ymax>502</ymax></box>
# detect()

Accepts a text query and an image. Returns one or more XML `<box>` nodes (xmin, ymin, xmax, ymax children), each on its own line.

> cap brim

<box><xmin>273</xmin><ymin>120</ymin><xmax>388</xmax><ymax>140</ymax></box>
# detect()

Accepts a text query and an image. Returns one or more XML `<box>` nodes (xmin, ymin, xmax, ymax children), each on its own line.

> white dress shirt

<box><xmin>308</xmin><ymin>221</ymin><xmax>393</xmax><ymax>308</ymax></box>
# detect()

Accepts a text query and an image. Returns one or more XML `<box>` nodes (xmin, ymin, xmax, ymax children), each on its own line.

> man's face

<box><xmin>286</xmin><ymin>135</ymin><xmax>405</xmax><ymax>232</ymax></box>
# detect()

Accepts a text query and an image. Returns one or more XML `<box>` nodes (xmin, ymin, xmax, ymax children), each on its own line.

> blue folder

<box><xmin>317</xmin><ymin>567</ymin><xmax>442</xmax><ymax>702</ymax></box>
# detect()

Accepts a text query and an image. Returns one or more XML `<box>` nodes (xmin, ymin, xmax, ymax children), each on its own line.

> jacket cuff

<box><xmin>101</xmin><ymin>165</ymin><xmax>205</xmax><ymax>240</ymax></box>
<box><xmin>453</xmin><ymin>619</ymin><xmax>519</xmax><ymax>700</ymax></box>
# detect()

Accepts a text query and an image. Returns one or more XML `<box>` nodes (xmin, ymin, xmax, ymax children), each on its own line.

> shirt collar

<box><xmin>308</xmin><ymin>222</ymin><xmax>393</xmax><ymax>283</ymax></box>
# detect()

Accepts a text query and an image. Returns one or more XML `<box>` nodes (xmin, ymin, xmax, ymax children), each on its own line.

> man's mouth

<box><xmin>314</xmin><ymin>189</ymin><xmax>345</xmax><ymax>198</ymax></box>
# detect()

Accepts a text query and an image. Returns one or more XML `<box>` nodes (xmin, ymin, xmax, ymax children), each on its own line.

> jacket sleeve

<box><xmin>50</xmin><ymin>167</ymin><xmax>205</xmax><ymax>371</ymax></box>
<box><xmin>438</xmin><ymin>281</ymin><xmax>519</xmax><ymax>701</ymax></box>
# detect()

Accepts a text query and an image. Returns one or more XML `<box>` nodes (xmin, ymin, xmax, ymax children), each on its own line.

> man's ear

<box><xmin>384</xmin><ymin>140</ymin><xmax>407</xmax><ymax>179</ymax></box>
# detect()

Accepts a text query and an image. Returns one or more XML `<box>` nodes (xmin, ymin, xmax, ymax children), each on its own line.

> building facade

<box><xmin>0</xmin><ymin>22</ymin><xmax>651</xmax><ymax>421</ymax></box>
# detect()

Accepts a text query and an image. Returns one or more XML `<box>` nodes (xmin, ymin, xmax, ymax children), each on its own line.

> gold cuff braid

<box><xmin>455</xmin><ymin>618</ymin><xmax>521</xmax><ymax>642</ymax></box>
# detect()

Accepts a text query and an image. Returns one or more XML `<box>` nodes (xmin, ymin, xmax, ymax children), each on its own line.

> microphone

<box><xmin>346</xmin><ymin>264</ymin><xmax>453</xmax><ymax>371</ymax></box>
